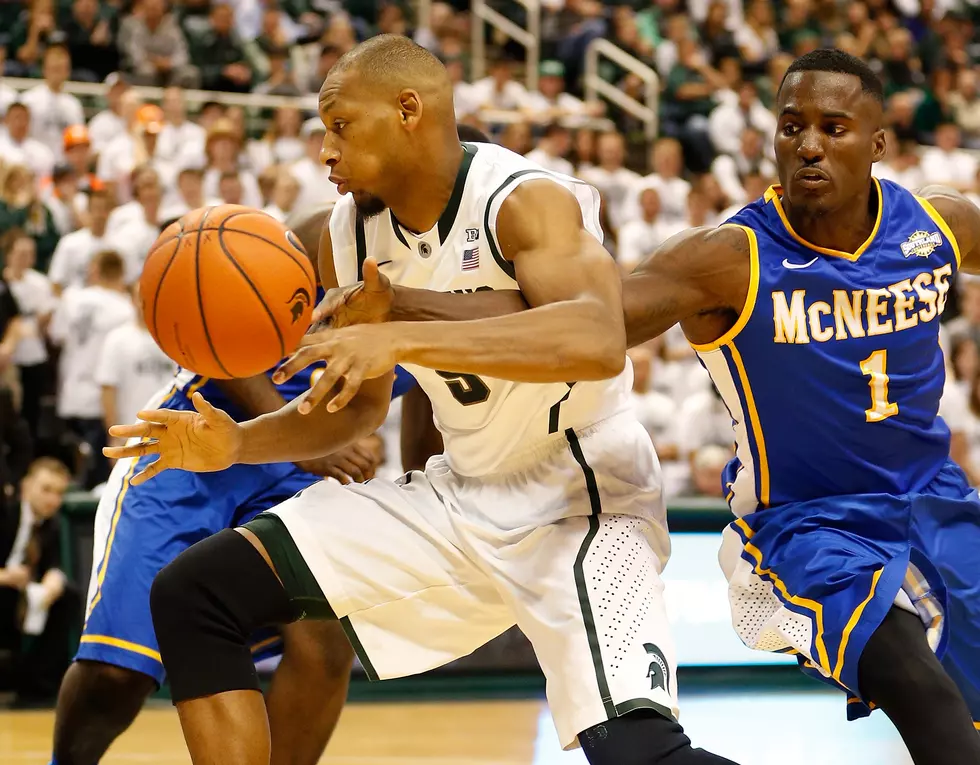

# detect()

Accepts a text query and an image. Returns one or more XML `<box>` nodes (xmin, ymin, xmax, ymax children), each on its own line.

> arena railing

<box><xmin>584</xmin><ymin>38</ymin><xmax>659</xmax><ymax>142</ymax></box>
<box><xmin>470</xmin><ymin>0</ymin><xmax>541</xmax><ymax>92</ymax></box>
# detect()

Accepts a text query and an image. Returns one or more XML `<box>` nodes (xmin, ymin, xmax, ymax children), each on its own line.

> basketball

<box><xmin>139</xmin><ymin>204</ymin><xmax>317</xmax><ymax>379</ymax></box>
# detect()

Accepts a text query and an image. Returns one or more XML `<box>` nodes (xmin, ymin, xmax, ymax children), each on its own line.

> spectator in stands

<box><xmin>42</xmin><ymin>163</ymin><xmax>80</xmax><ymax>236</ymax></box>
<box><xmin>8</xmin><ymin>0</ymin><xmax>58</xmax><ymax>78</ymax></box>
<box><xmin>96</xmin><ymin>284</ymin><xmax>174</xmax><ymax>435</ymax></box>
<box><xmin>304</xmin><ymin>43</ymin><xmax>342</xmax><ymax>94</ymax></box>
<box><xmin>469</xmin><ymin>56</ymin><xmax>532</xmax><ymax>113</ymax></box>
<box><xmin>948</xmin><ymin>67</ymin><xmax>980</xmax><ymax>147</ymax></box>
<box><xmin>2</xmin><ymin>230</ymin><xmax>54</xmax><ymax>439</ymax></box>
<box><xmin>247</xmin><ymin>106</ymin><xmax>304</xmax><ymax>174</ymax></box>
<box><xmin>0</xmin><ymin>386</ymin><xmax>32</xmax><ymax>515</ymax></box>
<box><xmin>200</xmin><ymin>118</ymin><xmax>261</xmax><ymax>208</ymax></box>
<box><xmin>661</xmin><ymin>37</ymin><xmax>725</xmax><ymax>172</ymax></box>
<box><xmin>64</xmin><ymin>0</ymin><xmax>119</xmax><ymax>82</ymax></box>
<box><xmin>634</xmin><ymin>137</ymin><xmax>690</xmax><ymax>224</ymax></box>
<box><xmin>106</xmin><ymin>166</ymin><xmax>164</xmax><ymax>282</ymax></box>
<box><xmin>498</xmin><ymin>120</ymin><xmax>532</xmax><ymax>157</ymax></box>
<box><xmin>525</xmin><ymin>123</ymin><xmax>574</xmax><ymax>176</ymax></box>
<box><xmin>700</xmin><ymin>0</ymin><xmax>740</xmax><ymax>63</ymax></box>
<box><xmin>155</xmin><ymin>86</ymin><xmax>207</xmax><ymax>171</ymax></box>
<box><xmin>616</xmin><ymin>187</ymin><xmax>684</xmax><ymax>273</ymax></box>
<box><xmin>160</xmin><ymin>166</ymin><xmax>205</xmax><ymax>221</ymax></box>
<box><xmin>0</xmin><ymin>103</ymin><xmax>56</xmax><ymax>180</ymax></box>
<box><xmin>720</xmin><ymin>171</ymin><xmax>769</xmax><ymax>219</ymax></box>
<box><xmin>577</xmin><ymin>131</ymin><xmax>641</xmax><ymax>233</ymax></box>
<box><xmin>289</xmin><ymin>117</ymin><xmax>339</xmax><ymax>211</ymax></box>
<box><xmin>86</xmin><ymin>73</ymin><xmax>131</xmax><ymax>156</ymax></box>
<box><xmin>707</xmin><ymin>78</ymin><xmax>777</xmax><ymax>158</ymax></box>
<box><xmin>0</xmin><ymin>49</ymin><xmax>18</xmax><ymax>118</ymax></box>
<box><xmin>21</xmin><ymin>45</ymin><xmax>86</xmax><ymax>160</ymax></box>
<box><xmin>627</xmin><ymin>346</ymin><xmax>677</xmax><ymax>460</ymax></box>
<box><xmin>878</xmin><ymin>27</ymin><xmax>925</xmax><ymax>96</ymax></box>
<box><xmin>0</xmin><ymin>165</ymin><xmax>60</xmax><ymax>273</ymax></box>
<box><xmin>711</xmin><ymin>126</ymin><xmax>776</xmax><ymax>206</ymax></box>
<box><xmin>887</xmin><ymin>90</ymin><xmax>922</xmax><ymax>143</ymax></box>
<box><xmin>676</xmin><ymin>384</ymin><xmax>735</xmax><ymax>468</ymax></box>
<box><xmin>734</xmin><ymin>0</ymin><xmax>779</xmax><ymax>76</ymax></box>
<box><xmin>218</xmin><ymin>171</ymin><xmax>244</xmax><ymax>205</ymax></box>
<box><xmin>263</xmin><ymin>168</ymin><xmax>300</xmax><ymax>222</ymax></box>
<box><xmin>0</xmin><ymin>457</ymin><xmax>76</xmax><ymax>704</ymax></box>
<box><xmin>97</xmin><ymin>100</ymin><xmax>170</xmax><ymax>204</ymax></box>
<box><xmin>875</xmin><ymin>131</ymin><xmax>925</xmax><ymax>190</ymax></box>
<box><xmin>48</xmin><ymin>188</ymin><xmax>112</xmax><ymax>295</ymax></box>
<box><xmin>446</xmin><ymin>55</ymin><xmax>478</xmax><ymax>120</ymax></box>
<box><xmin>251</xmin><ymin>45</ymin><xmax>301</xmax><ymax>96</ymax></box>
<box><xmin>945</xmin><ymin>277</ymin><xmax>980</xmax><ymax>352</ymax></box>
<box><xmin>48</xmin><ymin>250</ymin><xmax>134</xmax><ymax>489</ymax></box>
<box><xmin>117</xmin><ymin>0</ymin><xmax>199</xmax><ymax>88</ymax></box>
<box><xmin>526</xmin><ymin>59</ymin><xmax>601</xmax><ymax>127</ymax></box>
<box><xmin>920</xmin><ymin>122</ymin><xmax>978</xmax><ymax>191</ymax></box>
<box><xmin>190</xmin><ymin>2</ymin><xmax>253</xmax><ymax>92</ymax></box>
<box><xmin>690</xmin><ymin>444</ymin><xmax>730</xmax><ymax>498</ymax></box>
<box><xmin>572</xmin><ymin>128</ymin><xmax>596</xmax><ymax>169</ymax></box>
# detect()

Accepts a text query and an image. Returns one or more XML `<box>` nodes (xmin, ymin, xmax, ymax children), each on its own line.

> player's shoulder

<box><xmin>915</xmin><ymin>184</ymin><xmax>980</xmax><ymax>258</ymax></box>
<box><xmin>633</xmin><ymin>224</ymin><xmax>751</xmax><ymax>279</ymax></box>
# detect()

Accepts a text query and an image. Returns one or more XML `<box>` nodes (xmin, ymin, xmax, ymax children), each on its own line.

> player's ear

<box><xmin>871</xmin><ymin>128</ymin><xmax>887</xmax><ymax>164</ymax></box>
<box><xmin>398</xmin><ymin>89</ymin><xmax>423</xmax><ymax>131</ymax></box>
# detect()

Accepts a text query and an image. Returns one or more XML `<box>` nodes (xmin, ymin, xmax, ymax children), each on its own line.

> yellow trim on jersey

<box><xmin>689</xmin><ymin>225</ymin><xmax>760</xmax><ymax>352</ymax></box>
<box><xmin>86</xmin><ymin>459</ymin><xmax>139</xmax><ymax>620</ymax></box>
<box><xmin>914</xmin><ymin>195</ymin><xmax>961</xmax><ymax>269</ymax></box>
<box><xmin>764</xmin><ymin>179</ymin><xmax>883</xmax><ymax>262</ymax></box>
<box><xmin>974</xmin><ymin>722</ymin><xmax>980</xmax><ymax>730</ymax></box>
<box><xmin>833</xmin><ymin>567</ymin><xmax>883</xmax><ymax>683</ymax></box>
<box><xmin>728</xmin><ymin>343</ymin><xmax>770</xmax><ymax>506</ymax></box>
<box><xmin>735</xmin><ymin>517</ymin><xmax>830</xmax><ymax>674</ymax></box>
<box><xmin>250</xmin><ymin>635</ymin><xmax>282</xmax><ymax>654</ymax></box>
<box><xmin>80</xmin><ymin>634</ymin><xmax>162</xmax><ymax>663</ymax></box>
<box><xmin>186</xmin><ymin>376</ymin><xmax>209</xmax><ymax>397</ymax></box>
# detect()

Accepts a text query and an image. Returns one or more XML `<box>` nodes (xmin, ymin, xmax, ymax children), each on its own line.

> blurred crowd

<box><xmin>2</xmin><ymin>0</ymin><xmax>980</xmax><ymax>521</ymax></box>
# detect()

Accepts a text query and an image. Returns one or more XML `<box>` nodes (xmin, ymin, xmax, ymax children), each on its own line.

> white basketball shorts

<box><xmin>244</xmin><ymin>410</ymin><xmax>677</xmax><ymax>748</ymax></box>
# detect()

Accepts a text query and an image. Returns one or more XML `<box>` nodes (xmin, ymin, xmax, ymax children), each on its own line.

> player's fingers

<box><xmin>325</xmin><ymin>465</ymin><xmax>352</xmax><ymax>485</ymax></box>
<box><xmin>312</xmin><ymin>289</ymin><xmax>347</xmax><ymax>326</ymax></box>
<box><xmin>299</xmin><ymin>357</ymin><xmax>350</xmax><ymax>414</ymax></box>
<box><xmin>333</xmin><ymin>457</ymin><xmax>365</xmax><ymax>483</ymax></box>
<box><xmin>107</xmin><ymin>422</ymin><xmax>160</xmax><ymax>440</ymax></box>
<box><xmin>349</xmin><ymin>441</ymin><xmax>379</xmax><ymax>464</ymax></box>
<box><xmin>130</xmin><ymin>457</ymin><xmax>169</xmax><ymax>486</ymax></box>
<box><xmin>362</xmin><ymin>257</ymin><xmax>381</xmax><ymax>287</ymax></box>
<box><xmin>191</xmin><ymin>392</ymin><xmax>225</xmax><ymax>423</ymax></box>
<box><xmin>102</xmin><ymin>435</ymin><xmax>163</xmax><ymax>458</ymax></box>
<box><xmin>326</xmin><ymin>367</ymin><xmax>363</xmax><ymax>413</ymax></box>
<box><xmin>273</xmin><ymin>343</ymin><xmax>325</xmax><ymax>384</ymax></box>
<box><xmin>134</xmin><ymin>408</ymin><xmax>182</xmax><ymax>425</ymax></box>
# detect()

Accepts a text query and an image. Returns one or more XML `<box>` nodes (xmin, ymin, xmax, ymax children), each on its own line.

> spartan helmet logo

<box><xmin>287</xmin><ymin>287</ymin><xmax>312</xmax><ymax>323</ymax></box>
<box><xmin>419</xmin><ymin>241</ymin><xmax>432</xmax><ymax>258</ymax></box>
<box><xmin>644</xmin><ymin>643</ymin><xmax>670</xmax><ymax>694</ymax></box>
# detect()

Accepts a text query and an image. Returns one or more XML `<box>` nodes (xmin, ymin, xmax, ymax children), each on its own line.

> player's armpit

<box><xmin>380</xmin><ymin>180</ymin><xmax>628</xmax><ymax>382</ymax></box>
<box><xmin>623</xmin><ymin>225</ymin><xmax>751</xmax><ymax>348</ymax></box>
<box><xmin>917</xmin><ymin>186</ymin><xmax>980</xmax><ymax>274</ymax></box>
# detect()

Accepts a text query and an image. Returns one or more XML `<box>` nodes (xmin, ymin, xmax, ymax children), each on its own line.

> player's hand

<box><xmin>273</xmin><ymin>324</ymin><xmax>399</xmax><ymax>414</ymax></box>
<box><xmin>311</xmin><ymin>257</ymin><xmax>393</xmax><ymax>330</ymax></box>
<box><xmin>294</xmin><ymin>438</ymin><xmax>382</xmax><ymax>484</ymax></box>
<box><xmin>2</xmin><ymin>564</ymin><xmax>31</xmax><ymax>590</ymax></box>
<box><xmin>102</xmin><ymin>392</ymin><xmax>243</xmax><ymax>485</ymax></box>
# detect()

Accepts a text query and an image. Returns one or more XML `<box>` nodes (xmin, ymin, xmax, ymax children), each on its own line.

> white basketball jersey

<box><xmin>330</xmin><ymin>142</ymin><xmax>633</xmax><ymax>476</ymax></box>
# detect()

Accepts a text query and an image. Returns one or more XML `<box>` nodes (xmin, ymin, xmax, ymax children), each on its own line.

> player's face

<box><xmin>318</xmin><ymin>72</ymin><xmax>400</xmax><ymax>219</ymax></box>
<box><xmin>775</xmin><ymin>71</ymin><xmax>885</xmax><ymax>214</ymax></box>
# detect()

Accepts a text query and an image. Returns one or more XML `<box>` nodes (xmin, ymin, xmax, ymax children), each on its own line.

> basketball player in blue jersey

<box><xmin>309</xmin><ymin>50</ymin><xmax>980</xmax><ymax>764</ymax></box>
<box><xmin>49</xmin><ymin>205</ymin><xmax>418</xmax><ymax>765</ymax></box>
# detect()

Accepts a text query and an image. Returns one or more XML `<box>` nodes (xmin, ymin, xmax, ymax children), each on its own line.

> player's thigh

<box><xmin>243</xmin><ymin>474</ymin><xmax>513</xmax><ymax>682</ymax></box>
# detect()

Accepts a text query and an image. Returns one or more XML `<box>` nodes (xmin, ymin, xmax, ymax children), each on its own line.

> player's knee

<box><xmin>281</xmin><ymin>620</ymin><xmax>354</xmax><ymax>681</ymax></box>
<box><xmin>150</xmin><ymin>529</ymin><xmax>294</xmax><ymax>702</ymax></box>
<box><xmin>579</xmin><ymin>709</ymin><xmax>735</xmax><ymax>765</ymax></box>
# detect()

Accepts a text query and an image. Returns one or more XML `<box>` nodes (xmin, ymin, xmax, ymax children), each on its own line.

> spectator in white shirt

<box><xmin>262</xmin><ymin>169</ymin><xmax>301</xmax><ymax>222</ymax></box>
<box><xmin>20</xmin><ymin>45</ymin><xmax>85</xmax><ymax>160</ymax></box>
<box><xmin>218</xmin><ymin>172</ymin><xmax>245</xmax><ymax>206</ymax></box>
<box><xmin>0</xmin><ymin>103</ymin><xmax>56</xmax><ymax>180</ymax></box>
<box><xmin>675</xmin><ymin>384</ymin><xmax>735</xmax><ymax>465</ymax></box>
<box><xmin>526</xmin><ymin>60</ymin><xmax>600</xmax><ymax>127</ymax></box>
<box><xmin>107</xmin><ymin>166</ymin><xmax>165</xmax><ymax>283</ymax></box>
<box><xmin>2</xmin><ymin>231</ymin><xmax>56</xmax><ymax>436</ymax></box>
<box><xmin>525</xmin><ymin>124</ymin><xmax>575</xmax><ymax>176</ymax></box>
<box><xmin>711</xmin><ymin>126</ymin><xmax>777</xmax><ymax>205</ymax></box>
<box><xmin>920</xmin><ymin>123</ymin><xmax>979</xmax><ymax>191</ymax></box>
<box><xmin>707</xmin><ymin>79</ymin><xmax>777</xmax><ymax>158</ymax></box>
<box><xmin>202</xmin><ymin>118</ymin><xmax>263</xmax><ymax>210</ymax></box>
<box><xmin>469</xmin><ymin>56</ymin><xmax>533</xmax><ymax>114</ymax></box>
<box><xmin>247</xmin><ymin>106</ymin><xmax>305</xmax><ymax>175</ymax></box>
<box><xmin>719</xmin><ymin>172</ymin><xmax>771</xmax><ymax>220</ymax></box>
<box><xmin>155</xmin><ymin>86</ymin><xmax>207</xmax><ymax>170</ymax></box>
<box><xmin>289</xmin><ymin>118</ymin><xmax>340</xmax><ymax>212</ymax></box>
<box><xmin>96</xmin><ymin>285</ymin><xmax>175</xmax><ymax>436</ymax></box>
<box><xmin>874</xmin><ymin>132</ymin><xmax>925</xmax><ymax>190</ymax></box>
<box><xmin>627</xmin><ymin>346</ymin><xmax>678</xmax><ymax>461</ymax></box>
<box><xmin>446</xmin><ymin>56</ymin><xmax>478</xmax><ymax>120</ymax></box>
<box><xmin>86</xmin><ymin>73</ymin><xmax>132</xmax><ymax>157</ymax></box>
<box><xmin>948</xmin><ymin>67</ymin><xmax>980</xmax><ymax>148</ymax></box>
<box><xmin>98</xmin><ymin>100</ymin><xmax>176</xmax><ymax>204</ymax></box>
<box><xmin>48</xmin><ymin>189</ymin><xmax>114</xmax><ymax>295</ymax></box>
<box><xmin>48</xmin><ymin>250</ymin><xmax>135</xmax><ymax>488</ymax></box>
<box><xmin>631</xmin><ymin>137</ymin><xmax>691</xmax><ymax>224</ymax></box>
<box><xmin>617</xmin><ymin>187</ymin><xmax>686</xmax><ymax>273</ymax></box>
<box><xmin>160</xmin><ymin>166</ymin><xmax>205</xmax><ymax>221</ymax></box>
<box><xmin>0</xmin><ymin>49</ymin><xmax>18</xmax><ymax>118</ymax></box>
<box><xmin>577</xmin><ymin>131</ymin><xmax>642</xmax><ymax>233</ymax></box>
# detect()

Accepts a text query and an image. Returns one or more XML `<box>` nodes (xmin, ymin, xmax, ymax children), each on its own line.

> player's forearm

<box><xmin>215</xmin><ymin>374</ymin><xmax>287</xmax><ymax>417</ymax></box>
<box><xmin>390</xmin><ymin>286</ymin><xmax>528</xmax><ymax>322</ymax></box>
<box><xmin>237</xmin><ymin>376</ymin><xmax>391</xmax><ymax>464</ymax></box>
<box><xmin>392</xmin><ymin>299</ymin><xmax>625</xmax><ymax>382</ymax></box>
<box><xmin>622</xmin><ymin>272</ymin><xmax>675</xmax><ymax>348</ymax></box>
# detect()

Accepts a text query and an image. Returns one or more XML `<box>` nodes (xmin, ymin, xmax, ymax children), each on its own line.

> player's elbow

<box><xmin>576</xmin><ymin>320</ymin><xmax>627</xmax><ymax>380</ymax></box>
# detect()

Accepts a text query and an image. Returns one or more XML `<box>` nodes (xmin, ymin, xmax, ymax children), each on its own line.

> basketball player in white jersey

<box><xmin>105</xmin><ymin>36</ymin><xmax>739</xmax><ymax>765</ymax></box>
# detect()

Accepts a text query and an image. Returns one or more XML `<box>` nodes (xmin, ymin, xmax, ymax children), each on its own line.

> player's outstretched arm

<box><xmin>917</xmin><ymin>186</ymin><xmax>980</xmax><ymax>274</ymax></box>
<box><xmin>622</xmin><ymin>225</ymin><xmax>751</xmax><ymax>348</ymax></box>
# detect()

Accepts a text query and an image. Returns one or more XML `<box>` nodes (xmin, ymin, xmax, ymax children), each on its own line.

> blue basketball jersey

<box><xmin>699</xmin><ymin>179</ymin><xmax>960</xmax><ymax>516</ymax></box>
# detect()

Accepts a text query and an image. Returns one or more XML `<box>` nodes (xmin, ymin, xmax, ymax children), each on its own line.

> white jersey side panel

<box><xmin>330</xmin><ymin>142</ymin><xmax>632</xmax><ymax>476</ymax></box>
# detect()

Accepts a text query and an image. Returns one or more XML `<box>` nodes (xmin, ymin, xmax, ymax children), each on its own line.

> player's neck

<box><xmin>388</xmin><ymin>142</ymin><xmax>464</xmax><ymax>234</ymax></box>
<box><xmin>784</xmin><ymin>184</ymin><xmax>877</xmax><ymax>254</ymax></box>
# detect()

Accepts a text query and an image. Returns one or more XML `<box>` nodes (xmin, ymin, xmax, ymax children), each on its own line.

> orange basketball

<box><xmin>140</xmin><ymin>205</ymin><xmax>317</xmax><ymax>379</ymax></box>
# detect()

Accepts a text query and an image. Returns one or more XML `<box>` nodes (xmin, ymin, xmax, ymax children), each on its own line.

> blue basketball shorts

<box><xmin>718</xmin><ymin>459</ymin><xmax>980</xmax><ymax>723</ymax></box>
<box><xmin>77</xmin><ymin>453</ymin><xmax>319</xmax><ymax>684</ymax></box>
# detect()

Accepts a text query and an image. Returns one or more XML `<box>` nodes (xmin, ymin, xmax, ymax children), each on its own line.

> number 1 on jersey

<box><xmin>859</xmin><ymin>349</ymin><xmax>899</xmax><ymax>423</ymax></box>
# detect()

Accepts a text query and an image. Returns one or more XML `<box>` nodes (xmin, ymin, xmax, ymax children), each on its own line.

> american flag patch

<box><xmin>461</xmin><ymin>247</ymin><xmax>480</xmax><ymax>271</ymax></box>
